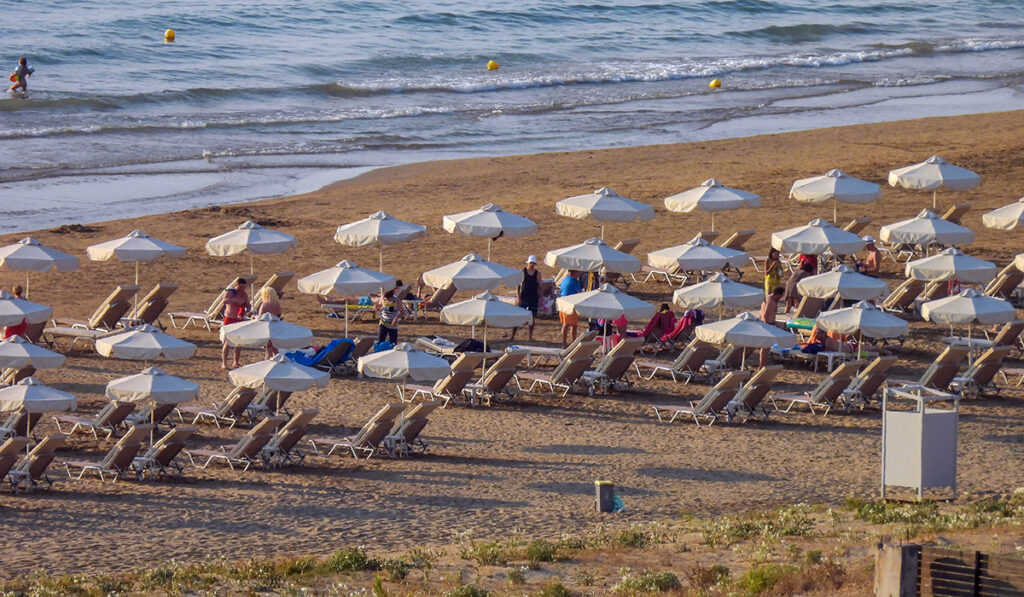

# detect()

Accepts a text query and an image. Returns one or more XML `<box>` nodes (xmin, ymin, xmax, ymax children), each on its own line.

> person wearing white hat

<box><xmin>857</xmin><ymin>235</ymin><xmax>881</xmax><ymax>277</ymax></box>
<box><xmin>510</xmin><ymin>255</ymin><xmax>540</xmax><ymax>341</ymax></box>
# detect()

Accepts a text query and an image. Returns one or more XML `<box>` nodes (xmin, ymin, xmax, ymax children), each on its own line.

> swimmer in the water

<box><xmin>9</xmin><ymin>57</ymin><xmax>34</xmax><ymax>93</ymax></box>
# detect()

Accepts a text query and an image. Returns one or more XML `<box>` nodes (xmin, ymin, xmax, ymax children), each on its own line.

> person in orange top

<box><xmin>221</xmin><ymin>278</ymin><xmax>250</xmax><ymax>369</ymax></box>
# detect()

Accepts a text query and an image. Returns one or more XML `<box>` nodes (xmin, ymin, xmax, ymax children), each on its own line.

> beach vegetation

<box><xmin>610</xmin><ymin>569</ymin><xmax>681</xmax><ymax>594</ymax></box>
<box><xmin>683</xmin><ymin>562</ymin><xmax>730</xmax><ymax>594</ymax></box>
<box><xmin>537</xmin><ymin>580</ymin><xmax>572</xmax><ymax>596</ymax></box>
<box><xmin>505</xmin><ymin>566</ymin><xmax>526</xmax><ymax>585</ymax></box>
<box><xmin>737</xmin><ymin>563</ymin><xmax>796</xmax><ymax>595</ymax></box>
<box><xmin>457</xmin><ymin>538</ymin><xmax>509</xmax><ymax>567</ymax></box>
<box><xmin>702</xmin><ymin>505</ymin><xmax>815</xmax><ymax>547</ymax></box>
<box><xmin>524</xmin><ymin>538</ymin><xmax>558</xmax><ymax>565</ymax></box>
<box><xmin>612</xmin><ymin>526</ymin><xmax>652</xmax><ymax>548</ymax></box>
<box><xmin>443</xmin><ymin>584</ymin><xmax>489</xmax><ymax>597</ymax></box>
<box><xmin>324</xmin><ymin>547</ymin><xmax>377</xmax><ymax>573</ymax></box>
<box><xmin>380</xmin><ymin>558</ymin><xmax>410</xmax><ymax>581</ymax></box>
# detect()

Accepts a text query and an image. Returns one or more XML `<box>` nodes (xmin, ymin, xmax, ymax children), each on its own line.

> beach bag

<box><xmin>454</xmin><ymin>338</ymin><xmax>485</xmax><ymax>353</ymax></box>
<box><xmin>373</xmin><ymin>340</ymin><xmax>394</xmax><ymax>353</ymax></box>
<box><xmin>358</xmin><ymin>296</ymin><xmax>372</xmax><ymax>306</ymax></box>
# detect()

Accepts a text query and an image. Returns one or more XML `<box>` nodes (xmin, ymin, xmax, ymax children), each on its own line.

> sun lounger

<box><xmin>261</xmin><ymin>409</ymin><xmax>318</xmax><ymax>467</ymax></box>
<box><xmin>63</xmin><ymin>424</ymin><xmax>153</xmax><ymax>482</ymax></box>
<box><xmin>319</xmin><ymin>295</ymin><xmax>377</xmax><ymax>321</ymax></box>
<box><xmin>421</xmin><ymin>285</ymin><xmax>457</xmax><ymax>318</ymax></box>
<box><xmin>0</xmin><ymin>437</ymin><xmax>29</xmax><ymax>487</ymax></box>
<box><xmin>414</xmin><ymin>335</ymin><xmax>460</xmax><ymax>357</ymax></box>
<box><xmin>286</xmin><ymin>338</ymin><xmax>356</xmax><ymax>375</ymax></box>
<box><xmin>7</xmin><ymin>433</ymin><xmax>66</xmax><ymax>492</ymax></box>
<box><xmin>53</xmin><ymin>400</ymin><xmax>136</xmax><ymax>440</ymax></box>
<box><xmin>124</xmin><ymin>401</ymin><xmax>179</xmax><ymax>429</ymax></box>
<box><xmin>308</xmin><ymin>403</ymin><xmax>405</xmax><ymax>458</ymax></box>
<box><xmin>515</xmin><ymin>330</ymin><xmax>599</xmax><ymax>367</ymax></box>
<box><xmin>602</xmin><ymin>238</ymin><xmax>640</xmax><ymax>289</ymax></box>
<box><xmin>882</xmin><ymin>278</ymin><xmax>926</xmax><ymax>313</ymax></box>
<box><xmin>651</xmin><ymin>370</ymin><xmax>750</xmax><ymax>426</ymax></box>
<box><xmin>727</xmin><ymin>364</ymin><xmax>783</xmax><ymax>422</ymax></box>
<box><xmin>984</xmin><ymin>264</ymin><xmax>1024</xmax><ymax>301</ymax></box>
<box><xmin>941</xmin><ymin>202</ymin><xmax>971</xmax><ymax>225</ymax></box>
<box><xmin>132</xmin><ymin>426</ymin><xmax>196</xmax><ymax>478</ymax></box>
<box><xmin>983</xmin><ymin>320</ymin><xmax>1024</xmax><ymax>355</ymax></box>
<box><xmin>780</xmin><ymin>295</ymin><xmax>825</xmax><ymax>322</ymax></box>
<box><xmin>250</xmin><ymin>272</ymin><xmax>294</xmax><ymax>313</ymax></box>
<box><xmin>385</xmin><ymin>400</ymin><xmax>441</xmax><ymax>457</ymax></box>
<box><xmin>175</xmin><ymin>386</ymin><xmax>257</xmax><ymax>429</ymax></box>
<box><xmin>632</xmin><ymin>263</ymin><xmax>687</xmax><ymax>287</ymax></box>
<box><xmin>917</xmin><ymin>280</ymin><xmax>949</xmax><ymax>305</ymax></box>
<box><xmin>0</xmin><ymin>410</ymin><xmax>42</xmax><ymax>441</ymax></box>
<box><xmin>348</xmin><ymin>335</ymin><xmax>375</xmax><ymax>361</ymax></box>
<box><xmin>842</xmin><ymin>216</ymin><xmax>872</xmax><ymax>235</ymax></box>
<box><xmin>842</xmin><ymin>355</ymin><xmax>897</xmax><ymax>409</ymax></box>
<box><xmin>123</xmin><ymin>281</ymin><xmax>179</xmax><ymax>329</ymax></box>
<box><xmin>400</xmin><ymin>351</ymin><xmax>485</xmax><ymax>406</ymax></box>
<box><xmin>44</xmin><ymin>284</ymin><xmax>140</xmax><ymax>348</ymax></box>
<box><xmin>51</xmin><ymin>284</ymin><xmax>140</xmax><ymax>331</ymax></box>
<box><xmin>887</xmin><ymin>346</ymin><xmax>969</xmax><ymax>392</ymax></box>
<box><xmin>463</xmin><ymin>349</ymin><xmax>528</xmax><ymax>405</ymax></box>
<box><xmin>633</xmin><ymin>338</ymin><xmax>718</xmax><ymax>383</ymax></box>
<box><xmin>719</xmin><ymin>229</ymin><xmax>756</xmax><ymax>278</ymax></box>
<box><xmin>186</xmin><ymin>416</ymin><xmax>286</xmax><ymax>471</ymax></box>
<box><xmin>515</xmin><ymin>341</ymin><xmax>600</xmax><ymax>396</ymax></box>
<box><xmin>771</xmin><ymin>360</ymin><xmax>864</xmax><ymax>415</ymax></box>
<box><xmin>167</xmin><ymin>274</ymin><xmax>257</xmax><ymax>330</ymax></box>
<box><xmin>247</xmin><ymin>388</ymin><xmax>293</xmax><ymax>419</ymax></box>
<box><xmin>579</xmin><ymin>337</ymin><xmax>644</xmax><ymax>395</ymax></box>
<box><xmin>0</xmin><ymin>365</ymin><xmax>35</xmax><ymax>386</ymax></box>
<box><xmin>949</xmin><ymin>345</ymin><xmax>1014</xmax><ymax>399</ymax></box>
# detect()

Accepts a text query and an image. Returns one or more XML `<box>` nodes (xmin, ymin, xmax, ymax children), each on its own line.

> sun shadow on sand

<box><xmin>343</xmin><ymin>469</ymin><xmax>505</xmax><ymax>484</ymax></box>
<box><xmin>526</xmin><ymin>480</ymin><xmax>658</xmax><ymax>496</ymax></box>
<box><xmin>522</xmin><ymin>444</ymin><xmax>647</xmax><ymax>455</ymax></box>
<box><xmin>389</xmin><ymin>494</ymin><xmax>531</xmax><ymax>509</ymax></box>
<box><xmin>637</xmin><ymin>466</ymin><xmax>779</xmax><ymax>483</ymax></box>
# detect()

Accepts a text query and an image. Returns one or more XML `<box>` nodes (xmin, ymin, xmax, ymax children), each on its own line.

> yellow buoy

<box><xmin>487</xmin><ymin>60</ymin><xmax>499</xmax><ymax>70</ymax></box>
<box><xmin>709</xmin><ymin>78</ymin><xmax>721</xmax><ymax>89</ymax></box>
<box><xmin>164</xmin><ymin>29</ymin><xmax>176</xmax><ymax>42</ymax></box>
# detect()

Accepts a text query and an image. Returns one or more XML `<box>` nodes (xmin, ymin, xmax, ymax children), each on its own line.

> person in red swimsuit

<box><xmin>3</xmin><ymin>284</ymin><xmax>28</xmax><ymax>340</ymax></box>
<box><xmin>221</xmin><ymin>278</ymin><xmax>250</xmax><ymax>369</ymax></box>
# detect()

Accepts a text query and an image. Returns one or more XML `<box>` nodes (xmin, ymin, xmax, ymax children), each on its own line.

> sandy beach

<box><xmin>2</xmin><ymin>110</ymin><xmax>1024</xmax><ymax>579</ymax></box>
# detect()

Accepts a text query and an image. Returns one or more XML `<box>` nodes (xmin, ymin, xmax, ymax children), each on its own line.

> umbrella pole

<box><xmin>833</xmin><ymin>199</ymin><xmax>838</xmax><ymax>223</ymax></box>
<box><xmin>24</xmin><ymin>274</ymin><xmax>29</xmax><ymax>300</ymax></box>
<box><xmin>250</xmin><ymin>254</ymin><xmax>255</xmax><ymax>276</ymax></box>
<box><xmin>600</xmin><ymin>225</ymin><xmax>605</xmax><ymax>241</ymax></box>
<box><xmin>487</xmin><ymin>237</ymin><xmax>492</xmax><ymax>261</ymax></box>
<box><xmin>711</xmin><ymin>212</ymin><xmax>715</xmax><ymax>232</ymax></box>
<box><xmin>379</xmin><ymin>246</ymin><xmax>384</xmax><ymax>272</ymax></box>
<box><xmin>344</xmin><ymin>299</ymin><xmax>350</xmax><ymax>338</ymax></box>
<box><xmin>134</xmin><ymin>262</ymin><xmax>140</xmax><ymax>312</ymax></box>
<box><xmin>932</xmin><ymin>191</ymin><xmax>937</xmax><ymax>210</ymax></box>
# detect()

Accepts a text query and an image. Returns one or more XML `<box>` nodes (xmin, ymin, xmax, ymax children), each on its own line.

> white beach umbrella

<box><xmin>0</xmin><ymin>237</ymin><xmax>78</xmax><ymax>298</ymax></box>
<box><xmin>442</xmin><ymin>203</ymin><xmax>538</xmax><ymax>259</ymax></box>
<box><xmin>95</xmin><ymin>324</ymin><xmax>197</xmax><ymax>362</ymax></box>
<box><xmin>1014</xmin><ymin>253</ymin><xmax>1024</xmax><ymax>273</ymax></box>
<box><xmin>663</xmin><ymin>178</ymin><xmax>761</xmax><ymax>231</ymax></box>
<box><xmin>982</xmin><ymin>198</ymin><xmax>1024</xmax><ymax>231</ymax></box>
<box><xmin>888</xmin><ymin>155</ymin><xmax>981</xmax><ymax>209</ymax></box>
<box><xmin>545</xmin><ymin>237</ymin><xmax>642</xmax><ymax>273</ymax></box>
<box><xmin>205</xmin><ymin>220</ymin><xmax>297</xmax><ymax>274</ymax></box>
<box><xmin>905</xmin><ymin>248</ymin><xmax>997</xmax><ymax>283</ymax></box>
<box><xmin>797</xmin><ymin>264</ymin><xmax>889</xmax><ymax>301</ymax></box>
<box><xmin>816</xmin><ymin>301</ymin><xmax>908</xmax><ymax>339</ymax></box>
<box><xmin>672</xmin><ymin>272</ymin><xmax>765</xmax><ymax>311</ymax></box>
<box><xmin>358</xmin><ymin>343</ymin><xmax>451</xmax><ymax>382</ymax></box>
<box><xmin>0</xmin><ymin>290</ymin><xmax>52</xmax><ymax>326</ymax></box>
<box><xmin>555</xmin><ymin>187</ymin><xmax>654</xmax><ymax>239</ymax></box>
<box><xmin>334</xmin><ymin>211</ymin><xmax>427</xmax><ymax>271</ymax></box>
<box><xmin>921</xmin><ymin>289</ymin><xmax>1015</xmax><ymax>326</ymax></box>
<box><xmin>296</xmin><ymin>260</ymin><xmax>396</xmax><ymax>337</ymax></box>
<box><xmin>0</xmin><ymin>336</ymin><xmax>64</xmax><ymax>370</ymax></box>
<box><xmin>220</xmin><ymin>313</ymin><xmax>313</xmax><ymax>350</ymax></box>
<box><xmin>422</xmin><ymin>253</ymin><xmax>523</xmax><ymax>291</ymax></box>
<box><xmin>696</xmin><ymin>312</ymin><xmax>797</xmax><ymax>349</ymax></box>
<box><xmin>229</xmin><ymin>353</ymin><xmax>330</xmax><ymax>392</ymax></box>
<box><xmin>771</xmin><ymin>218</ymin><xmax>866</xmax><ymax>255</ymax></box>
<box><xmin>86</xmin><ymin>229</ymin><xmax>186</xmax><ymax>286</ymax></box>
<box><xmin>106</xmin><ymin>367</ymin><xmax>199</xmax><ymax>405</ymax></box>
<box><xmin>441</xmin><ymin>291</ymin><xmax>533</xmax><ymax>353</ymax></box>
<box><xmin>790</xmin><ymin>169</ymin><xmax>881</xmax><ymax>222</ymax></box>
<box><xmin>647</xmin><ymin>236</ymin><xmax>749</xmax><ymax>271</ymax></box>
<box><xmin>0</xmin><ymin>378</ymin><xmax>75</xmax><ymax>414</ymax></box>
<box><xmin>556</xmin><ymin>283</ymin><xmax>655</xmax><ymax>321</ymax></box>
<box><xmin>879</xmin><ymin>209</ymin><xmax>974</xmax><ymax>247</ymax></box>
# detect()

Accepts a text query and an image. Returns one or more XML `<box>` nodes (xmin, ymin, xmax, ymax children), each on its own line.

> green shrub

<box><xmin>703</xmin><ymin>505</ymin><xmax>815</xmax><ymax>547</ymax></box>
<box><xmin>538</xmin><ymin>580</ymin><xmax>572</xmax><ymax>597</ymax></box>
<box><xmin>506</xmin><ymin>567</ymin><xmax>526</xmax><ymax>585</ymax></box>
<box><xmin>611</xmin><ymin>570</ymin><xmax>681</xmax><ymax>594</ymax></box>
<box><xmin>324</xmin><ymin>547</ymin><xmax>375</xmax><ymax>573</ymax></box>
<box><xmin>525</xmin><ymin>539</ymin><xmax>558</xmax><ymax>564</ymax></box>
<box><xmin>684</xmin><ymin>563</ymin><xmax>730</xmax><ymax>592</ymax></box>
<box><xmin>444</xmin><ymin>584</ymin><xmax>489</xmax><ymax>597</ymax></box>
<box><xmin>458</xmin><ymin>540</ymin><xmax>508</xmax><ymax>567</ymax></box>
<box><xmin>381</xmin><ymin>558</ymin><xmax>410</xmax><ymax>581</ymax></box>
<box><xmin>613</xmin><ymin>527</ymin><xmax>650</xmax><ymax>548</ymax></box>
<box><xmin>738</xmin><ymin>563</ymin><xmax>795</xmax><ymax>595</ymax></box>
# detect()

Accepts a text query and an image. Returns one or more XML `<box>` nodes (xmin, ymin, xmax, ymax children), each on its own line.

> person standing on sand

<box><xmin>559</xmin><ymin>270</ymin><xmax>582</xmax><ymax>347</ymax></box>
<box><xmin>257</xmin><ymin>287</ymin><xmax>283</xmax><ymax>358</ymax></box>
<box><xmin>221</xmin><ymin>278</ymin><xmax>250</xmax><ymax>369</ymax></box>
<box><xmin>510</xmin><ymin>255</ymin><xmax>540</xmax><ymax>342</ymax></box>
<box><xmin>758</xmin><ymin>287</ymin><xmax>784</xmax><ymax>367</ymax></box>
<box><xmin>763</xmin><ymin>248</ymin><xmax>783</xmax><ymax>296</ymax></box>
<box><xmin>8</xmin><ymin>57</ymin><xmax>33</xmax><ymax>93</ymax></box>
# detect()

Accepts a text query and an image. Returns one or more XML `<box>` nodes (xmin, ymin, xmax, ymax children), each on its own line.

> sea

<box><xmin>1</xmin><ymin>0</ymin><xmax>1023</xmax><ymax>233</ymax></box>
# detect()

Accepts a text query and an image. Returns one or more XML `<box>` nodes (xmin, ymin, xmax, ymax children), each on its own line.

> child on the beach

<box><xmin>8</xmin><ymin>57</ymin><xmax>34</xmax><ymax>93</ymax></box>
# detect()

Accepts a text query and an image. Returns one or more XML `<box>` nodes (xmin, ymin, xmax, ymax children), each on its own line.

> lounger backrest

<box><xmin>794</xmin><ymin>296</ymin><xmax>825</xmax><ymax>319</ymax></box>
<box><xmin>941</xmin><ymin>203</ymin><xmax>971</xmax><ymax>224</ymax></box>
<box><xmin>432</xmin><ymin>367</ymin><xmax>476</xmax><ymax>396</ymax></box>
<box><xmin>714</xmin><ymin>369</ymin><xmax>751</xmax><ymax>391</ymax></box>
<box><xmin>21</xmin><ymin>322</ymin><xmax>45</xmax><ymax>344</ymax></box>
<box><xmin>316</xmin><ymin>338</ymin><xmax>356</xmax><ymax>369</ymax></box>
<box><xmin>144</xmin><ymin>402</ymin><xmax>178</xmax><ymax>426</ymax></box>
<box><xmin>100</xmin><ymin>424</ymin><xmax>152</xmax><ymax>470</ymax></box>
<box><xmin>558</xmin><ymin>330</ymin><xmax>599</xmax><ymax>359</ymax></box>
<box><xmin>719</xmin><ymin>229</ymin><xmax>756</xmax><ymax>251</ymax></box>
<box><xmin>481</xmin><ymin>350</ymin><xmax>527</xmax><ymax>379</ymax></box>
<box><xmin>991</xmin><ymin>320</ymin><xmax>1024</xmax><ymax>347</ymax></box>
<box><xmin>594</xmin><ymin>337</ymin><xmax>644</xmax><ymax>379</ymax></box>
<box><xmin>964</xmin><ymin>346</ymin><xmax>1014</xmax><ymax>388</ymax></box>
<box><xmin>984</xmin><ymin>266</ymin><xmax>1024</xmax><ymax>299</ymax></box>
<box><xmin>394</xmin><ymin>400</ymin><xmax>440</xmax><ymax>427</ymax></box>
<box><xmin>921</xmin><ymin>280</ymin><xmax>950</xmax><ymax>303</ymax></box>
<box><xmin>613</xmin><ymin>238</ymin><xmax>641</xmax><ymax>255</ymax></box>
<box><xmin>673</xmin><ymin>339</ymin><xmax>717</xmax><ymax>372</ymax></box>
<box><xmin>96</xmin><ymin>400</ymin><xmax>136</xmax><ymax>429</ymax></box>
<box><xmin>145</xmin><ymin>426</ymin><xmax>196</xmax><ymax>466</ymax></box>
<box><xmin>362</xmin><ymin>403</ymin><xmax>406</xmax><ymax>432</ymax></box>
<box><xmin>0</xmin><ymin>436</ymin><xmax>28</xmax><ymax>479</ymax></box>
<box><xmin>920</xmin><ymin>346</ymin><xmax>969</xmax><ymax>389</ymax></box>
<box><xmin>228</xmin><ymin>415</ymin><xmax>286</xmax><ymax>459</ymax></box>
<box><xmin>217</xmin><ymin>387</ymin><xmax>257</xmax><ymax>417</ymax></box>
<box><xmin>394</xmin><ymin>417</ymin><xmax>429</xmax><ymax>444</ymax></box>
<box><xmin>90</xmin><ymin>284</ymin><xmax>141</xmax><ymax>329</ymax></box>
<box><xmin>271</xmin><ymin>409</ymin><xmax>319</xmax><ymax>453</ymax></box>
<box><xmin>128</xmin><ymin>282</ymin><xmax>179</xmax><ymax>321</ymax></box>
<box><xmin>18</xmin><ymin>433</ymin><xmax>66</xmax><ymax>480</ymax></box>
<box><xmin>565</xmin><ymin>340</ymin><xmax>601</xmax><ymax>362</ymax></box>
<box><xmin>425</xmin><ymin>285</ymin><xmax>457</xmax><ymax>309</ymax></box>
<box><xmin>551</xmin><ymin>356</ymin><xmax>594</xmax><ymax>387</ymax></box>
<box><xmin>735</xmin><ymin>365</ymin><xmax>783</xmax><ymax>409</ymax></box>
<box><xmin>349</xmin><ymin>336</ymin><xmax>375</xmax><ymax>359</ymax></box>
<box><xmin>883</xmin><ymin>278</ymin><xmax>926</xmax><ymax>310</ymax></box>
<box><xmin>355</xmin><ymin>419</ymin><xmax>394</xmax><ymax>450</ymax></box>
<box><xmin>451</xmin><ymin>351</ymin><xmax>486</xmax><ymax>372</ymax></box>
<box><xmin>696</xmin><ymin>230</ymin><xmax>720</xmax><ymax>243</ymax></box>
<box><xmin>849</xmin><ymin>356</ymin><xmax>897</xmax><ymax>397</ymax></box>
<box><xmin>1</xmin><ymin>365</ymin><xmax>36</xmax><ymax>386</ymax></box>
<box><xmin>809</xmin><ymin>372</ymin><xmax>856</xmax><ymax>405</ymax></box>
<box><xmin>11</xmin><ymin>411</ymin><xmax>42</xmax><ymax>438</ymax></box>
<box><xmin>204</xmin><ymin>274</ymin><xmax>258</xmax><ymax>320</ymax></box>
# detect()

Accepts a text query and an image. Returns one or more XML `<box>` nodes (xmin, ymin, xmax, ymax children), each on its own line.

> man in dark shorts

<box><xmin>510</xmin><ymin>255</ymin><xmax>541</xmax><ymax>341</ymax></box>
<box><xmin>221</xmin><ymin>277</ymin><xmax>250</xmax><ymax>369</ymax></box>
